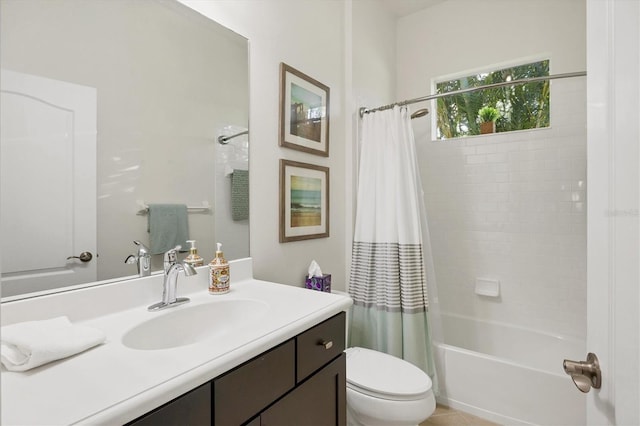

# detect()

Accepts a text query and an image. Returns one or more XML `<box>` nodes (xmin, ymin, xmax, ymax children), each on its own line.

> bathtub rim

<box><xmin>438</xmin><ymin>310</ymin><xmax>586</xmax><ymax>345</ymax></box>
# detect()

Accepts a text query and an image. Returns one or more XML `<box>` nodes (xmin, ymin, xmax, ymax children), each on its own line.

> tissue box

<box><xmin>305</xmin><ymin>274</ymin><xmax>331</xmax><ymax>292</ymax></box>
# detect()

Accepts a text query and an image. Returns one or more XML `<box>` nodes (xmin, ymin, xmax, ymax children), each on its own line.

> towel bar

<box><xmin>136</xmin><ymin>201</ymin><xmax>211</xmax><ymax>216</ymax></box>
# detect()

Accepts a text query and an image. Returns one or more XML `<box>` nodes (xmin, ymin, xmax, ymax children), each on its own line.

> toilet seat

<box><xmin>345</xmin><ymin>347</ymin><xmax>432</xmax><ymax>401</ymax></box>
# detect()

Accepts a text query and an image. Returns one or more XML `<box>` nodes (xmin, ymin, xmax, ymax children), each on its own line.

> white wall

<box><xmin>352</xmin><ymin>0</ymin><xmax>397</xmax><ymax>111</ymax></box>
<box><xmin>397</xmin><ymin>0</ymin><xmax>587</xmax><ymax>338</ymax></box>
<box><xmin>181</xmin><ymin>0</ymin><xmax>348</xmax><ymax>289</ymax></box>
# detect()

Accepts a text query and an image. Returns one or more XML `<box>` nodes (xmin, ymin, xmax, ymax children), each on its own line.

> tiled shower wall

<box><xmin>417</xmin><ymin>78</ymin><xmax>587</xmax><ymax>339</ymax></box>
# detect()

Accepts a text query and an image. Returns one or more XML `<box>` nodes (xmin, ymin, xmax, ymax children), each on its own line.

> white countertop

<box><xmin>1</xmin><ymin>259</ymin><xmax>352</xmax><ymax>425</ymax></box>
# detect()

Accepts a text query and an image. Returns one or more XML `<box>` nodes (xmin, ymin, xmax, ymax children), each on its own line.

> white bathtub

<box><xmin>434</xmin><ymin>312</ymin><xmax>587</xmax><ymax>425</ymax></box>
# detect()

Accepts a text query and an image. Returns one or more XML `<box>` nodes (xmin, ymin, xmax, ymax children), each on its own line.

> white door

<box><xmin>1</xmin><ymin>70</ymin><xmax>97</xmax><ymax>296</ymax></box>
<box><xmin>586</xmin><ymin>0</ymin><xmax>640</xmax><ymax>424</ymax></box>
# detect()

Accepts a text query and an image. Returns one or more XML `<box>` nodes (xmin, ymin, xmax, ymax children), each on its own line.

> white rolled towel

<box><xmin>1</xmin><ymin>316</ymin><xmax>106</xmax><ymax>372</ymax></box>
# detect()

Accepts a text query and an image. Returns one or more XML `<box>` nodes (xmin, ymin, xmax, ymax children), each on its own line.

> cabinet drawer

<box><xmin>296</xmin><ymin>312</ymin><xmax>345</xmax><ymax>382</ymax></box>
<box><xmin>214</xmin><ymin>339</ymin><xmax>295</xmax><ymax>425</ymax></box>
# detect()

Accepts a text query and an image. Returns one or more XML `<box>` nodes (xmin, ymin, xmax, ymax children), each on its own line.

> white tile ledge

<box><xmin>1</xmin><ymin>258</ymin><xmax>353</xmax><ymax>425</ymax></box>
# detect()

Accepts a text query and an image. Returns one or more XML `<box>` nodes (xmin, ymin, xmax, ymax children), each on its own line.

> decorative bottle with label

<box><xmin>209</xmin><ymin>242</ymin><xmax>230</xmax><ymax>294</ymax></box>
<box><xmin>184</xmin><ymin>240</ymin><xmax>204</xmax><ymax>267</ymax></box>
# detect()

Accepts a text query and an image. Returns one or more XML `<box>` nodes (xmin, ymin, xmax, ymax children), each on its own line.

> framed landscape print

<box><xmin>279</xmin><ymin>159</ymin><xmax>329</xmax><ymax>242</ymax></box>
<box><xmin>279</xmin><ymin>63</ymin><xmax>330</xmax><ymax>157</ymax></box>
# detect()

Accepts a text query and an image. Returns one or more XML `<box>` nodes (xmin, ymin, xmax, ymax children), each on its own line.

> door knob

<box><xmin>563</xmin><ymin>352</ymin><xmax>601</xmax><ymax>393</ymax></box>
<box><xmin>66</xmin><ymin>251</ymin><xmax>93</xmax><ymax>262</ymax></box>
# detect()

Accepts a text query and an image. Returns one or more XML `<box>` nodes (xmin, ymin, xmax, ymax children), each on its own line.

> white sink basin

<box><xmin>122</xmin><ymin>299</ymin><xmax>269</xmax><ymax>350</ymax></box>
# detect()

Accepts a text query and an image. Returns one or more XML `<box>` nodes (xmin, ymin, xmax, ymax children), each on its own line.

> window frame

<box><xmin>430</xmin><ymin>56</ymin><xmax>552</xmax><ymax>141</ymax></box>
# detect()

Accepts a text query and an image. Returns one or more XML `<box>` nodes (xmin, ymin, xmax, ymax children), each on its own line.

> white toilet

<box><xmin>345</xmin><ymin>346</ymin><xmax>436</xmax><ymax>426</ymax></box>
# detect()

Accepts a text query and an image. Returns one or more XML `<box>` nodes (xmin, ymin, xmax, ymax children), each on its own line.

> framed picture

<box><xmin>279</xmin><ymin>63</ymin><xmax>330</xmax><ymax>157</ymax></box>
<box><xmin>279</xmin><ymin>159</ymin><xmax>329</xmax><ymax>242</ymax></box>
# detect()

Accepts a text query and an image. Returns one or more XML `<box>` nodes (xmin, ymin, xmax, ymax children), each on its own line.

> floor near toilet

<box><xmin>419</xmin><ymin>404</ymin><xmax>500</xmax><ymax>426</ymax></box>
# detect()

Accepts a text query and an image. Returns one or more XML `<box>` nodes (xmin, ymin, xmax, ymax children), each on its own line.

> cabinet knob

<box><xmin>319</xmin><ymin>340</ymin><xmax>333</xmax><ymax>350</ymax></box>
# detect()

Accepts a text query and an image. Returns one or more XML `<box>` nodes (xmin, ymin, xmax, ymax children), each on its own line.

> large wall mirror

<box><xmin>0</xmin><ymin>0</ymin><xmax>249</xmax><ymax>298</ymax></box>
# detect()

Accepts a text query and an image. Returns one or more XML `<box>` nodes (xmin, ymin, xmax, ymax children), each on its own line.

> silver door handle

<box><xmin>66</xmin><ymin>251</ymin><xmax>93</xmax><ymax>262</ymax></box>
<box><xmin>563</xmin><ymin>352</ymin><xmax>601</xmax><ymax>393</ymax></box>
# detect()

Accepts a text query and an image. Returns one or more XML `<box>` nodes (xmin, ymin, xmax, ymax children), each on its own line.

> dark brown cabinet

<box><xmin>127</xmin><ymin>382</ymin><xmax>211</xmax><ymax>426</ymax></box>
<box><xmin>296</xmin><ymin>311</ymin><xmax>346</xmax><ymax>382</ymax></box>
<box><xmin>214</xmin><ymin>340</ymin><xmax>296</xmax><ymax>425</ymax></box>
<box><xmin>260</xmin><ymin>353</ymin><xmax>346</xmax><ymax>426</ymax></box>
<box><xmin>128</xmin><ymin>312</ymin><xmax>346</xmax><ymax>426</ymax></box>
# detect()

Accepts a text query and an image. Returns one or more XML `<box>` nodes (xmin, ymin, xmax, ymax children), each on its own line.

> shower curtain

<box><xmin>349</xmin><ymin>105</ymin><xmax>436</xmax><ymax>381</ymax></box>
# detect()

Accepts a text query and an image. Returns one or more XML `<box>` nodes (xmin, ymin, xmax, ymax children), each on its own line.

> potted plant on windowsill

<box><xmin>478</xmin><ymin>106</ymin><xmax>500</xmax><ymax>134</ymax></box>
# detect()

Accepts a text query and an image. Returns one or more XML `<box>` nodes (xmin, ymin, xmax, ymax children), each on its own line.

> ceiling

<box><xmin>381</xmin><ymin>0</ymin><xmax>445</xmax><ymax>17</ymax></box>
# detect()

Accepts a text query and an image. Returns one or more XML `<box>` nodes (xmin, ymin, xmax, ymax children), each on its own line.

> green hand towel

<box><xmin>231</xmin><ymin>170</ymin><xmax>249</xmax><ymax>221</ymax></box>
<box><xmin>147</xmin><ymin>204</ymin><xmax>189</xmax><ymax>255</ymax></box>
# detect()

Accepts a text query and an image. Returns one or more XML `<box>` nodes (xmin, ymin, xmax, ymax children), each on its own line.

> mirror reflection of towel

<box><xmin>147</xmin><ymin>204</ymin><xmax>189</xmax><ymax>254</ymax></box>
<box><xmin>231</xmin><ymin>170</ymin><xmax>249</xmax><ymax>221</ymax></box>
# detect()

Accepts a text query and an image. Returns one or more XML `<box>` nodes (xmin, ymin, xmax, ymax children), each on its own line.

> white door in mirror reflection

<box><xmin>1</xmin><ymin>70</ymin><xmax>97</xmax><ymax>296</ymax></box>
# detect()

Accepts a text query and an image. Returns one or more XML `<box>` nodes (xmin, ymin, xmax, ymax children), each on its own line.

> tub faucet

<box><xmin>148</xmin><ymin>245</ymin><xmax>197</xmax><ymax>312</ymax></box>
<box><xmin>124</xmin><ymin>240</ymin><xmax>151</xmax><ymax>277</ymax></box>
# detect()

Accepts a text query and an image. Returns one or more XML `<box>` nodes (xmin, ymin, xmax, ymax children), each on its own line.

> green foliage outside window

<box><xmin>436</xmin><ymin>60</ymin><xmax>550</xmax><ymax>139</ymax></box>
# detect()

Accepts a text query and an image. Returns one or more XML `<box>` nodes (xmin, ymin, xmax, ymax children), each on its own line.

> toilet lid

<box><xmin>345</xmin><ymin>347</ymin><xmax>432</xmax><ymax>400</ymax></box>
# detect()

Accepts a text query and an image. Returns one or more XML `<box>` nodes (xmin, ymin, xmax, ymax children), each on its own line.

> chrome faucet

<box><xmin>124</xmin><ymin>240</ymin><xmax>151</xmax><ymax>277</ymax></box>
<box><xmin>148</xmin><ymin>245</ymin><xmax>197</xmax><ymax>312</ymax></box>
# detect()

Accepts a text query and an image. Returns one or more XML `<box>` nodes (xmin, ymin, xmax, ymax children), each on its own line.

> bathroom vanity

<box><xmin>1</xmin><ymin>259</ymin><xmax>352</xmax><ymax>425</ymax></box>
<box><xmin>129</xmin><ymin>313</ymin><xmax>345</xmax><ymax>425</ymax></box>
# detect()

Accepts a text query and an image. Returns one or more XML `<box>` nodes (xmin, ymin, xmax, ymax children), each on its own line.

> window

<box><xmin>435</xmin><ymin>60</ymin><xmax>550</xmax><ymax>140</ymax></box>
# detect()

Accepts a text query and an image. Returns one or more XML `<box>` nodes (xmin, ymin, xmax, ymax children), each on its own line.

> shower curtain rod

<box><xmin>218</xmin><ymin>129</ymin><xmax>249</xmax><ymax>145</ymax></box>
<box><xmin>359</xmin><ymin>71</ymin><xmax>587</xmax><ymax>118</ymax></box>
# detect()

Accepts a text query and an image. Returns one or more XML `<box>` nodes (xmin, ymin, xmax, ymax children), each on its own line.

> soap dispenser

<box><xmin>209</xmin><ymin>242</ymin><xmax>230</xmax><ymax>294</ymax></box>
<box><xmin>184</xmin><ymin>240</ymin><xmax>204</xmax><ymax>267</ymax></box>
